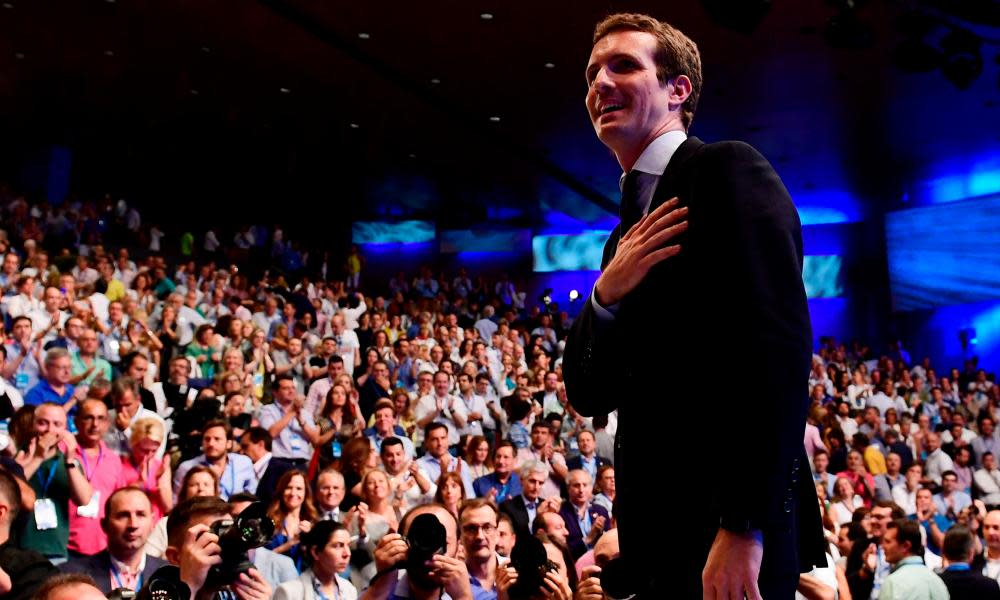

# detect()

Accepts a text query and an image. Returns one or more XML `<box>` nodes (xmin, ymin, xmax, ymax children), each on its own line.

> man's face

<box><xmin>382</xmin><ymin>443</ymin><xmax>407</xmax><ymax>474</ymax></box>
<box><xmin>813</xmin><ymin>453</ymin><xmax>829</xmax><ymax>474</ymax></box>
<box><xmin>35</xmin><ymin>405</ymin><xmax>66</xmax><ymax>436</ymax></box>
<box><xmin>494</xmin><ymin>447</ymin><xmax>514</xmax><ymax>476</ymax></box>
<box><xmin>541</xmin><ymin>513</ymin><xmax>568</xmax><ymax>546</ymax></box>
<box><xmin>49</xmin><ymin>356</ymin><xmax>72</xmax><ymax>386</ymax></box>
<box><xmin>916</xmin><ymin>489</ymin><xmax>933</xmax><ymax>511</ymax></box>
<box><xmin>578</xmin><ymin>431</ymin><xmax>596</xmax><ymax>455</ymax></box>
<box><xmin>127</xmin><ymin>355</ymin><xmax>148</xmax><ymax>380</ymax></box>
<box><xmin>434</xmin><ymin>373</ymin><xmax>450</xmax><ymax>396</ymax></box>
<box><xmin>287</xmin><ymin>338</ymin><xmax>302</xmax><ymax>356</ymax></box>
<box><xmin>373</xmin><ymin>363</ymin><xmax>389</xmax><ymax>381</ymax></box>
<box><xmin>886</xmin><ymin>454</ymin><xmax>901</xmax><ymax>475</ymax></box>
<box><xmin>65</xmin><ymin>318</ymin><xmax>84</xmax><ymax>341</ymax></box>
<box><xmin>239</xmin><ymin>437</ymin><xmax>265</xmax><ymax>462</ymax></box>
<box><xmin>531</xmin><ymin>425</ymin><xmax>550</xmax><ymax>449</ymax></box>
<box><xmin>12</xmin><ymin>319</ymin><xmax>31</xmax><ymax>341</ymax></box>
<box><xmin>109</xmin><ymin>302</ymin><xmax>123</xmax><ymax>321</ymax></box>
<box><xmin>986</xmin><ymin>454</ymin><xmax>997</xmax><ymax>471</ymax></box>
<box><xmin>926</xmin><ymin>433</ymin><xmax>940</xmax><ymax>452</ymax></box>
<box><xmin>458</xmin><ymin>375</ymin><xmax>472</xmax><ymax>394</ymax></box>
<box><xmin>2</xmin><ymin>253</ymin><xmax>18</xmax><ymax>273</ymax></box>
<box><xmin>984</xmin><ymin>512</ymin><xmax>1000</xmax><ymax>549</ymax></box>
<box><xmin>374</xmin><ymin>408</ymin><xmax>395</xmax><ymax>436</ymax></box>
<box><xmin>475</xmin><ymin>379</ymin><xmax>490</xmax><ymax>396</ymax></box>
<box><xmin>425</xmin><ymin>427</ymin><xmax>449</xmax><ymax>458</ymax></box>
<box><xmin>544</xmin><ymin>373</ymin><xmax>559</xmax><ymax>392</ymax></box>
<box><xmin>202</xmin><ymin>426</ymin><xmax>228</xmax><ymax>461</ymax></box>
<box><xmin>276</xmin><ymin>379</ymin><xmax>297</xmax><ymax>404</ymax></box>
<box><xmin>869</xmin><ymin>506</ymin><xmax>893</xmax><ymax>538</ymax></box>
<box><xmin>586</xmin><ymin>30</ymin><xmax>679</xmax><ymax>161</ymax></box>
<box><xmin>169</xmin><ymin>358</ymin><xmax>190</xmax><ymax>381</ymax></box>
<box><xmin>43</xmin><ymin>287</ymin><xmax>61</xmax><ymax>312</ymax></box>
<box><xmin>103</xmin><ymin>490</ymin><xmax>153</xmax><ymax>555</ymax></box>
<box><xmin>460</xmin><ymin>505</ymin><xmax>498</xmax><ymax>561</ymax></box>
<box><xmin>76</xmin><ymin>400</ymin><xmax>109</xmax><ymax>444</ymax></box>
<box><xmin>568</xmin><ymin>472</ymin><xmax>592</xmax><ymax>507</ymax></box>
<box><xmin>942</xmin><ymin>473</ymin><xmax>958</xmax><ymax>494</ymax></box>
<box><xmin>522</xmin><ymin>470</ymin><xmax>546</xmax><ymax>501</ymax></box>
<box><xmin>881</xmin><ymin>527</ymin><xmax>907</xmax><ymax>564</ymax></box>
<box><xmin>496</xmin><ymin>519</ymin><xmax>516</xmax><ymax>557</ymax></box>
<box><xmin>316</xmin><ymin>472</ymin><xmax>346</xmax><ymax>509</ymax></box>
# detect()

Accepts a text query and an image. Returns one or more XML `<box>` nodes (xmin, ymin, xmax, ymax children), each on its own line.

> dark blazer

<box><xmin>939</xmin><ymin>567</ymin><xmax>1000</xmax><ymax>600</ymax></box>
<box><xmin>499</xmin><ymin>495</ymin><xmax>533</xmax><ymax>541</ymax></box>
<box><xmin>61</xmin><ymin>550</ymin><xmax>169</xmax><ymax>594</ymax></box>
<box><xmin>563</xmin><ymin>137</ymin><xmax>826</xmax><ymax>598</ymax></box>
<box><xmin>558</xmin><ymin>501</ymin><xmax>612</xmax><ymax>561</ymax></box>
<box><xmin>565</xmin><ymin>455</ymin><xmax>612</xmax><ymax>474</ymax></box>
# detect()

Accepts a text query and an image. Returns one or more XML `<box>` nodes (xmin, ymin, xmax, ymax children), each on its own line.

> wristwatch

<box><xmin>65</xmin><ymin>458</ymin><xmax>79</xmax><ymax>470</ymax></box>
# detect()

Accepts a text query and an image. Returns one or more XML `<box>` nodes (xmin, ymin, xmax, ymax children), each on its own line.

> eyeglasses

<box><xmin>462</xmin><ymin>523</ymin><xmax>497</xmax><ymax>536</ymax></box>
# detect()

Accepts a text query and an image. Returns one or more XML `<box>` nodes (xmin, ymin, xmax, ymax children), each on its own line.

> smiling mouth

<box><xmin>600</xmin><ymin>104</ymin><xmax>624</xmax><ymax>115</ymax></box>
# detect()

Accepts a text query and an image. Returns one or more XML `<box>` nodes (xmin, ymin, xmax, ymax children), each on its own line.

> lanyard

<box><xmin>110</xmin><ymin>561</ymin><xmax>143</xmax><ymax>591</ymax></box>
<box><xmin>38</xmin><ymin>459</ymin><xmax>58</xmax><ymax>497</ymax></box>
<box><xmin>79</xmin><ymin>446</ymin><xmax>104</xmax><ymax>482</ymax></box>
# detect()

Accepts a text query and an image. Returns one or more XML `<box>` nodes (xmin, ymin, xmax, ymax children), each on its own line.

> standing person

<box><xmin>562</xmin><ymin>13</ymin><xmax>824</xmax><ymax>598</ymax></box>
<box><xmin>879</xmin><ymin>519</ymin><xmax>949</xmax><ymax>600</ymax></box>
<box><xmin>68</xmin><ymin>399</ymin><xmax>126</xmax><ymax>557</ymax></box>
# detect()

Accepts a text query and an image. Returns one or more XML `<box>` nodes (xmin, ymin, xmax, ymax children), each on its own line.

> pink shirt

<box><xmin>121</xmin><ymin>456</ymin><xmax>168</xmax><ymax>521</ymax></box>
<box><xmin>69</xmin><ymin>442</ymin><xmax>127</xmax><ymax>555</ymax></box>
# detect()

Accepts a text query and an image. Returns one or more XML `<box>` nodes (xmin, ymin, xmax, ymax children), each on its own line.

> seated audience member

<box><xmin>0</xmin><ymin>468</ymin><xmax>59</xmax><ymax>600</ymax></box>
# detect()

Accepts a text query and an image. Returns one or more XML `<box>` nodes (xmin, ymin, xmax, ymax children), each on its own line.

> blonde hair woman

<box><xmin>122</xmin><ymin>417</ymin><xmax>172</xmax><ymax>520</ymax></box>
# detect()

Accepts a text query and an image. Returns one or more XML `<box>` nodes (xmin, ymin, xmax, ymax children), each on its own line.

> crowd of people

<box><xmin>0</xmin><ymin>193</ymin><xmax>617</xmax><ymax>600</ymax></box>
<box><xmin>0</xmin><ymin>190</ymin><xmax>998</xmax><ymax>600</ymax></box>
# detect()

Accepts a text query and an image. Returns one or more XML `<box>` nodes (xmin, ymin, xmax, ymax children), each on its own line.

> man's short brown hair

<box><xmin>593</xmin><ymin>13</ymin><xmax>703</xmax><ymax>130</ymax></box>
<box><xmin>166</xmin><ymin>496</ymin><xmax>231</xmax><ymax>548</ymax></box>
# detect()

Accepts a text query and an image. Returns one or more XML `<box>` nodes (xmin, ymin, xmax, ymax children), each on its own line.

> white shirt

<box><xmin>591</xmin><ymin>130</ymin><xmax>688</xmax><ymax>318</ymax></box>
<box><xmin>457</xmin><ymin>392</ymin><xmax>495</xmax><ymax>438</ymax></box>
<box><xmin>415</xmin><ymin>393</ymin><xmax>468</xmax><ymax>446</ymax></box>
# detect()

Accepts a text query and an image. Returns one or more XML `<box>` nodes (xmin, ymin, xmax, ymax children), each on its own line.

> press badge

<box><xmin>76</xmin><ymin>490</ymin><xmax>101</xmax><ymax>519</ymax></box>
<box><xmin>290</xmin><ymin>432</ymin><xmax>303</xmax><ymax>453</ymax></box>
<box><xmin>34</xmin><ymin>498</ymin><xmax>58</xmax><ymax>530</ymax></box>
<box><xmin>14</xmin><ymin>373</ymin><xmax>29</xmax><ymax>391</ymax></box>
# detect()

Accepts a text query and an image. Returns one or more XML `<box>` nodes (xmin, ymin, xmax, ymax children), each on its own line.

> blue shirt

<box><xmin>509</xmin><ymin>422</ymin><xmax>530</xmax><ymax>450</ymax></box>
<box><xmin>416</xmin><ymin>454</ymin><xmax>475</xmax><ymax>498</ymax></box>
<box><xmin>259</xmin><ymin>403</ymin><xmax>316</xmax><ymax>460</ymax></box>
<box><xmin>173</xmin><ymin>452</ymin><xmax>255</xmax><ymax>501</ymax></box>
<box><xmin>473</xmin><ymin>472</ymin><xmax>522</xmax><ymax>503</ymax></box>
<box><xmin>24</xmin><ymin>380</ymin><xmax>75</xmax><ymax>408</ymax></box>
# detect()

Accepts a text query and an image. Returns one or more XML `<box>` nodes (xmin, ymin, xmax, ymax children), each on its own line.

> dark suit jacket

<box><xmin>499</xmin><ymin>495</ymin><xmax>532</xmax><ymax>541</ymax></box>
<box><xmin>940</xmin><ymin>568</ymin><xmax>1000</xmax><ymax>600</ymax></box>
<box><xmin>558</xmin><ymin>501</ymin><xmax>611</xmax><ymax>560</ymax></box>
<box><xmin>563</xmin><ymin>137</ymin><xmax>826</xmax><ymax>598</ymax></box>
<box><xmin>61</xmin><ymin>550</ymin><xmax>169</xmax><ymax>594</ymax></box>
<box><xmin>565</xmin><ymin>455</ymin><xmax>612</xmax><ymax>474</ymax></box>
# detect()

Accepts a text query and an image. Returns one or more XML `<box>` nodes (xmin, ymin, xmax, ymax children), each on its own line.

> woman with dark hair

<box><xmin>315</xmin><ymin>383</ymin><xmax>359</xmax><ymax>471</ymax></box>
<box><xmin>464</xmin><ymin>435</ymin><xmax>493</xmax><ymax>480</ymax></box>
<box><xmin>434</xmin><ymin>472</ymin><xmax>467</xmax><ymax>520</ymax></box>
<box><xmin>266</xmin><ymin>469</ymin><xmax>320</xmax><ymax>570</ymax></box>
<box><xmin>354</xmin><ymin>347</ymin><xmax>381</xmax><ymax>388</ymax></box>
<box><xmin>274</xmin><ymin>520</ymin><xmax>358</xmax><ymax>600</ymax></box>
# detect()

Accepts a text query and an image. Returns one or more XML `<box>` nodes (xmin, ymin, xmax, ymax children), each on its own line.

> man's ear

<box><xmin>165</xmin><ymin>546</ymin><xmax>179</xmax><ymax>565</ymax></box>
<box><xmin>668</xmin><ymin>75</ymin><xmax>693</xmax><ymax>106</ymax></box>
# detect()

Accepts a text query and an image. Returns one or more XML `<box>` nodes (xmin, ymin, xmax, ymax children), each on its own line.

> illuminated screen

<box><xmin>533</xmin><ymin>234</ymin><xmax>843</xmax><ymax>299</ymax></box>
<box><xmin>352</xmin><ymin>221</ymin><xmax>435</xmax><ymax>244</ymax></box>
<box><xmin>886</xmin><ymin>195</ymin><xmax>1000</xmax><ymax>310</ymax></box>
<box><xmin>532</xmin><ymin>233</ymin><xmax>610</xmax><ymax>272</ymax></box>
<box><xmin>802</xmin><ymin>255</ymin><xmax>844</xmax><ymax>299</ymax></box>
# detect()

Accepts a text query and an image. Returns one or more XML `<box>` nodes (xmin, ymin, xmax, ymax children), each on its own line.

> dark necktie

<box><xmin>620</xmin><ymin>169</ymin><xmax>659</xmax><ymax>232</ymax></box>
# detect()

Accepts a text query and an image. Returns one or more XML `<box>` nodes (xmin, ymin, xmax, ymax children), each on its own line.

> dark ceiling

<box><xmin>0</xmin><ymin>0</ymin><xmax>998</xmax><ymax>238</ymax></box>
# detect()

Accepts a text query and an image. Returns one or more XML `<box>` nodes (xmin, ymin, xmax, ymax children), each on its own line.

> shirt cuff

<box><xmin>590</xmin><ymin>289</ymin><xmax>619</xmax><ymax>320</ymax></box>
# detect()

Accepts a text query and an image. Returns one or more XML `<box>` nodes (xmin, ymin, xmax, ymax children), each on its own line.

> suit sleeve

<box><xmin>563</xmin><ymin>227</ymin><xmax>627</xmax><ymax>418</ymax></box>
<box><xmin>700</xmin><ymin>142</ymin><xmax>812</xmax><ymax>531</ymax></box>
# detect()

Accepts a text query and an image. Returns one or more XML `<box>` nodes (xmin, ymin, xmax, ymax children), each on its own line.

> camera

<box><xmin>404</xmin><ymin>513</ymin><xmax>447</xmax><ymax>573</ymax></box>
<box><xmin>204</xmin><ymin>501</ymin><xmax>275</xmax><ymax>589</ymax></box>
<box><xmin>115</xmin><ymin>565</ymin><xmax>191</xmax><ymax>600</ymax></box>
<box><xmin>507</xmin><ymin>535</ymin><xmax>558</xmax><ymax>600</ymax></box>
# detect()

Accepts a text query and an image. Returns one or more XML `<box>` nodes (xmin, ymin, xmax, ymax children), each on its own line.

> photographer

<box><xmin>362</xmin><ymin>503</ymin><xmax>473</xmax><ymax>600</ymax></box>
<box><xmin>164</xmin><ymin>497</ymin><xmax>272</xmax><ymax>600</ymax></box>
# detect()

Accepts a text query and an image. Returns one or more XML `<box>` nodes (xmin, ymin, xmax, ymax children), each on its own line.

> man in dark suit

<box><xmin>565</xmin><ymin>430</ymin><xmax>611</xmax><ymax>478</ymax></box>
<box><xmin>562</xmin><ymin>13</ymin><xmax>826</xmax><ymax>599</ymax></box>
<box><xmin>941</xmin><ymin>526</ymin><xmax>1000</xmax><ymax>599</ymax></box>
<box><xmin>499</xmin><ymin>460</ymin><xmax>560</xmax><ymax>541</ymax></box>
<box><xmin>558</xmin><ymin>470</ymin><xmax>612</xmax><ymax>560</ymax></box>
<box><xmin>61</xmin><ymin>488</ymin><xmax>167</xmax><ymax>594</ymax></box>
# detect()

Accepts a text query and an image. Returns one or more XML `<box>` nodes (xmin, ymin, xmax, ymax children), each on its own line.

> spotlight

<box><xmin>569</xmin><ymin>290</ymin><xmax>579</xmax><ymax>301</ymax></box>
<box><xmin>940</xmin><ymin>28</ymin><xmax>982</xmax><ymax>89</ymax></box>
<box><xmin>701</xmin><ymin>0</ymin><xmax>771</xmax><ymax>34</ymax></box>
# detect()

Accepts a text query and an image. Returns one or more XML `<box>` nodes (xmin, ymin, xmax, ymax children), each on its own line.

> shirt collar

<box><xmin>618</xmin><ymin>130</ymin><xmax>688</xmax><ymax>190</ymax></box>
<box><xmin>891</xmin><ymin>556</ymin><xmax>924</xmax><ymax>572</ymax></box>
<box><xmin>110</xmin><ymin>552</ymin><xmax>147</xmax><ymax>576</ymax></box>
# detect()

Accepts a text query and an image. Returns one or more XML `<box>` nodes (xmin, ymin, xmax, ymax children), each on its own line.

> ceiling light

<box><xmin>104</xmin><ymin>50</ymin><xmax>115</xmax><ymax>57</ymax></box>
<box><xmin>1</xmin><ymin>2</ymin><xmax>13</xmax><ymax>9</ymax></box>
<box><xmin>279</xmin><ymin>87</ymin><xmax>291</xmax><ymax>94</ymax></box>
<box><xmin>14</xmin><ymin>52</ymin><xmax>24</xmax><ymax>60</ymax></box>
<box><xmin>190</xmin><ymin>89</ymin><xmax>199</xmax><ymax>95</ymax></box>
<box><xmin>489</xmin><ymin>116</ymin><xmax>501</xmax><ymax>122</ymax></box>
<box><xmin>349</xmin><ymin>123</ymin><xmax>360</xmax><ymax>129</ymax></box>
<box><xmin>430</xmin><ymin>78</ymin><xmax>441</xmax><ymax>84</ymax></box>
<box><xmin>544</xmin><ymin>62</ymin><xmax>555</xmax><ymax>69</ymax></box>
<box><xmin>201</xmin><ymin>46</ymin><xmax>211</xmax><ymax>54</ymax></box>
<box><xmin>408</xmin><ymin>153</ymin><xmax>417</xmax><ymax>159</ymax></box>
<box><xmin>358</xmin><ymin>32</ymin><xmax>370</xmax><ymax>40</ymax></box>
<box><xmin>480</xmin><ymin>13</ymin><xmax>493</xmax><ymax>20</ymax></box>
